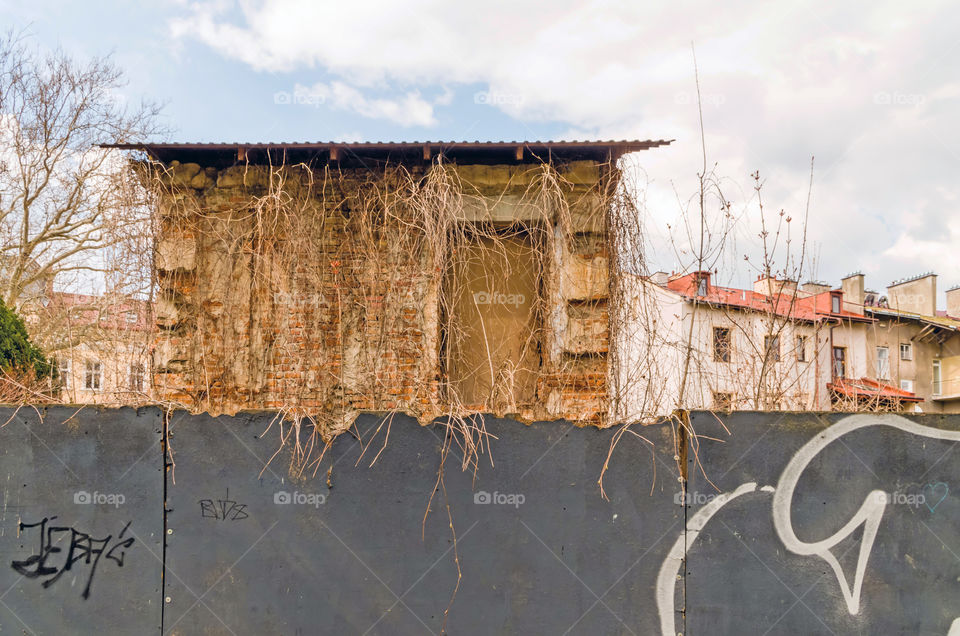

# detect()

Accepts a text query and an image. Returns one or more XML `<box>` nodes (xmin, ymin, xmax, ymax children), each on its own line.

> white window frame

<box><xmin>876</xmin><ymin>346</ymin><xmax>890</xmax><ymax>380</ymax></box>
<box><xmin>900</xmin><ymin>379</ymin><xmax>914</xmax><ymax>392</ymax></box>
<box><xmin>84</xmin><ymin>360</ymin><xmax>102</xmax><ymax>391</ymax></box>
<box><xmin>900</xmin><ymin>342</ymin><xmax>913</xmax><ymax>361</ymax></box>
<box><xmin>933</xmin><ymin>360</ymin><xmax>942</xmax><ymax>396</ymax></box>
<box><xmin>796</xmin><ymin>335</ymin><xmax>807</xmax><ymax>362</ymax></box>
<box><xmin>832</xmin><ymin>346</ymin><xmax>846</xmax><ymax>379</ymax></box>
<box><xmin>58</xmin><ymin>358</ymin><xmax>71</xmax><ymax>389</ymax></box>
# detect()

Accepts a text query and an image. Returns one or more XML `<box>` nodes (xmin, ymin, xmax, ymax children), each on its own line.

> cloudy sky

<box><xmin>4</xmin><ymin>0</ymin><xmax>958</xmax><ymax>304</ymax></box>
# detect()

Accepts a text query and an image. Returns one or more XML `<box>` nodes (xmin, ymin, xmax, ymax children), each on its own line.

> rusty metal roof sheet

<box><xmin>102</xmin><ymin>139</ymin><xmax>673</xmax><ymax>166</ymax></box>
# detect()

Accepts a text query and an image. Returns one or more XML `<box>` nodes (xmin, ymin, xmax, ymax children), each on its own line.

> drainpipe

<box><xmin>813</xmin><ymin>321</ymin><xmax>820</xmax><ymax>409</ymax></box>
<box><xmin>829</xmin><ymin>319</ymin><xmax>838</xmax><ymax>407</ymax></box>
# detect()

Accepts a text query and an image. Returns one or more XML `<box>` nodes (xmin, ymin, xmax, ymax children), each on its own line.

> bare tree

<box><xmin>0</xmin><ymin>30</ymin><xmax>162</xmax><ymax>316</ymax></box>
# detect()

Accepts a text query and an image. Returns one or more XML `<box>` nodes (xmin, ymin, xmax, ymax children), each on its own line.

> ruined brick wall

<box><xmin>149</xmin><ymin>158</ymin><xmax>616</xmax><ymax>434</ymax></box>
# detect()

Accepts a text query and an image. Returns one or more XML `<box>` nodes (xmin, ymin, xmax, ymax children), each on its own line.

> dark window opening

<box><xmin>764</xmin><ymin>335</ymin><xmax>781</xmax><ymax>362</ymax></box>
<box><xmin>713</xmin><ymin>327</ymin><xmax>731</xmax><ymax>362</ymax></box>
<box><xmin>796</xmin><ymin>335</ymin><xmax>807</xmax><ymax>362</ymax></box>
<box><xmin>713</xmin><ymin>391</ymin><xmax>734</xmax><ymax>411</ymax></box>
<box><xmin>832</xmin><ymin>346</ymin><xmax>846</xmax><ymax>379</ymax></box>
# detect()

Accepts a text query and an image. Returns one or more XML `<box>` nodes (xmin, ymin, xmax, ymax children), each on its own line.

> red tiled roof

<box><xmin>40</xmin><ymin>292</ymin><xmax>153</xmax><ymax>332</ymax></box>
<box><xmin>664</xmin><ymin>272</ymin><xmax>873</xmax><ymax>323</ymax></box>
<box><xmin>828</xmin><ymin>377</ymin><xmax>923</xmax><ymax>402</ymax></box>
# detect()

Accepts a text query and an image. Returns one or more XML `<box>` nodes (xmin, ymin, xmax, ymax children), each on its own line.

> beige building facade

<box><xmin>861</xmin><ymin>273</ymin><xmax>960</xmax><ymax>413</ymax></box>
<box><xmin>25</xmin><ymin>292</ymin><xmax>153</xmax><ymax>406</ymax></box>
<box><xmin>616</xmin><ymin>271</ymin><xmax>914</xmax><ymax>421</ymax></box>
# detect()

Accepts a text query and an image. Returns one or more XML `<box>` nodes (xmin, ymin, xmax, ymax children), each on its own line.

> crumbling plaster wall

<box><xmin>151</xmin><ymin>159</ymin><xmax>616</xmax><ymax>433</ymax></box>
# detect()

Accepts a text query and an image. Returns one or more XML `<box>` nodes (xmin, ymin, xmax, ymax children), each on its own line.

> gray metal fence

<box><xmin>1</xmin><ymin>407</ymin><xmax>958</xmax><ymax>634</ymax></box>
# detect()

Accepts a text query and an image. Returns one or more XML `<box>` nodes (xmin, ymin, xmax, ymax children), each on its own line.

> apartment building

<box><xmin>25</xmin><ymin>292</ymin><xmax>153</xmax><ymax>405</ymax></box>
<box><xmin>860</xmin><ymin>273</ymin><xmax>960</xmax><ymax>413</ymax></box>
<box><xmin>615</xmin><ymin>270</ymin><xmax>920</xmax><ymax>420</ymax></box>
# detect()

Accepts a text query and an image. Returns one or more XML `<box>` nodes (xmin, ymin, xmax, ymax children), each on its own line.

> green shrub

<box><xmin>0</xmin><ymin>298</ymin><xmax>52</xmax><ymax>378</ymax></box>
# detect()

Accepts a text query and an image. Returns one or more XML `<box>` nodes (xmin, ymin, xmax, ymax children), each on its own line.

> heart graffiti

<box><xmin>923</xmin><ymin>482</ymin><xmax>949</xmax><ymax>513</ymax></box>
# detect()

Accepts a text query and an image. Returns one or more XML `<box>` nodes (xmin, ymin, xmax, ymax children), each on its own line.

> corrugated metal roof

<box><xmin>866</xmin><ymin>306</ymin><xmax>960</xmax><ymax>331</ymax></box>
<box><xmin>102</xmin><ymin>139</ymin><xmax>673</xmax><ymax>166</ymax></box>
<box><xmin>829</xmin><ymin>377</ymin><xmax>923</xmax><ymax>402</ymax></box>
<box><xmin>105</xmin><ymin>139</ymin><xmax>672</xmax><ymax>149</ymax></box>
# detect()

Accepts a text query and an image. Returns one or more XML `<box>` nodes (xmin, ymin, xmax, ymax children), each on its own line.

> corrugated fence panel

<box><xmin>0</xmin><ymin>406</ymin><xmax>164</xmax><ymax>634</ymax></box>
<box><xmin>161</xmin><ymin>411</ymin><xmax>681</xmax><ymax>635</ymax></box>
<box><xmin>684</xmin><ymin>411</ymin><xmax>960</xmax><ymax>635</ymax></box>
<box><xmin>5</xmin><ymin>407</ymin><xmax>959</xmax><ymax>634</ymax></box>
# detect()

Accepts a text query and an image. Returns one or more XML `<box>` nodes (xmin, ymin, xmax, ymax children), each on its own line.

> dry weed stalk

<box><xmin>146</xmin><ymin>155</ymin><xmax>641</xmax><ymax>479</ymax></box>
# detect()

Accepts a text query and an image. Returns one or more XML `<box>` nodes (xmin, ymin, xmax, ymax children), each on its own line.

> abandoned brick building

<box><xmin>114</xmin><ymin>140</ymin><xmax>670</xmax><ymax>434</ymax></box>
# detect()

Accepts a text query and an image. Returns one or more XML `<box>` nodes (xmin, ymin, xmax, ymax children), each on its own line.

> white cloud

<box><xmin>291</xmin><ymin>81</ymin><xmax>440</xmax><ymax>127</ymax></box>
<box><xmin>170</xmin><ymin>0</ymin><xmax>960</xmax><ymax>301</ymax></box>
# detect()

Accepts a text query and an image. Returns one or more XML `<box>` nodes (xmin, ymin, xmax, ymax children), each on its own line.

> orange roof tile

<box><xmin>828</xmin><ymin>377</ymin><xmax>923</xmax><ymax>402</ymax></box>
<box><xmin>665</xmin><ymin>272</ymin><xmax>872</xmax><ymax>323</ymax></box>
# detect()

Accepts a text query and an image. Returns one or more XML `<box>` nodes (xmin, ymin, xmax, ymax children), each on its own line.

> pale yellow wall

<box><xmin>865</xmin><ymin>318</ymin><xmax>960</xmax><ymax>413</ymax></box>
<box><xmin>940</xmin><ymin>355</ymin><xmax>960</xmax><ymax>401</ymax></box>
<box><xmin>56</xmin><ymin>337</ymin><xmax>151</xmax><ymax>405</ymax></box>
<box><xmin>887</xmin><ymin>275</ymin><xmax>937</xmax><ymax>316</ymax></box>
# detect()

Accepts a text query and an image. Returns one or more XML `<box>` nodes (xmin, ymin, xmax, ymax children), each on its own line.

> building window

<box><xmin>713</xmin><ymin>392</ymin><xmax>734</xmax><ymax>411</ymax></box>
<box><xmin>832</xmin><ymin>347</ymin><xmax>846</xmax><ymax>379</ymax></box>
<box><xmin>129</xmin><ymin>363</ymin><xmax>144</xmax><ymax>392</ymax></box>
<box><xmin>57</xmin><ymin>358</ymin><xmax>71</xmax><ymax>390</ymax></box>
<box><xmin>900</xmin><ymin>342</ymin><xmax>913</xmax><ymax>361</ymax></box>
<box><xmin>933</xmin><ymin>360</ymin><xmax>942</xmax><ymax>396</ymax></box>
<box><xmin>900</xmin><ymin>379</ymin><xmax>914</xmax><ymax>393</ymax></box>
<box><xmin>831</xmin><ymin>294</ymin><xmax>841</xmax><ymax>314</ymax></box>
<box><xmin>125</xmin><ymin>311</ymin><xmax>138</xmax><ymax>324</ymax></box>
<box><xmin>713</xmin><ymin>327</ymin><xmax>731</xmax><ymax>362</ymax></box>
<box><xmin>876</xmin><ymin>346</ymin><xmax>890</xmax><ymax>379</ymax></box>
<box><xmin>796</xmin><ymin>335</ymin><xmax>807</xmax><ymax>362</ymax></box>
<box><xmin>84</xmin><ymin>360</ymin><xmax>102</xmax><ymax>391</ymax></box>
<box><xmin>764</xmin><ymin>335</ymin><xmax>781</xmax><ymax>362</ymax></box>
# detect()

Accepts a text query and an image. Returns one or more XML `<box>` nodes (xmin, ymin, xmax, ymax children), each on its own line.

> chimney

<box><xmin>779</xmin><ymin>279</ymin><xmax>798</xmax><ymax>296</ymax></box>
<box><xmin>754</xmin><ymin>273</ymin><xmax>775</xmax><ymax>296</ymax></box>
<box><xmin>841</xmin><ymin>272</ymin><xmax>865</xmax><ymax>315</ymax></box>
<box><xmin>754</xmin><ymin>273</ymin><xmax>797</xmax><ymax>297</ymax></box>
<box><xmin>800</xmin><ymin>280</ymin><xmax>831</xmax><ymax>297</ymax></box>
<box><xmin>947</xmin><ymin>285</ymin><xmax>960</xmax><ymax>318</ymax></box>
<box><xmin>888</xmin><ymin>273</ymin><xmax>937</xmax><ymax>316</ymax></box>
<box><xmin>691</xmin><ymin>271</ymin><xmax>711</xmax><ymax>296</ymax></box>
<box><xmin>650</xmin><ymin>271</ymin><xmax>669</xmax><ymax>287</ymax></box>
